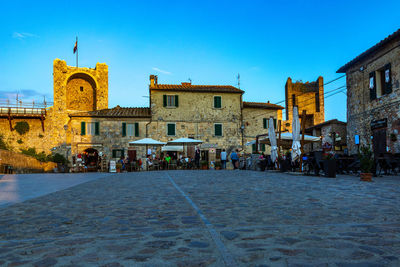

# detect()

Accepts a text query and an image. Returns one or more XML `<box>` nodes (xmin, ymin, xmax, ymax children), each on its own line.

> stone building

<box><xmin>0</xmin><ymin>59</ymin><xmax>283</xmax><ymax>168</ymax></box>
<box><xmin>305</xmin><ymin>119</ymin><xmax>347</xmax><ymax>152</ymax></box>
<box><xmin>284</xmin><ymin>77</ymin><xmax>325</xmax><ymax>131</ymax></box>
<box><xmin>337</xmin><ymin>28</ymin><xmax>400</xmax><ymax>155</ymax></box>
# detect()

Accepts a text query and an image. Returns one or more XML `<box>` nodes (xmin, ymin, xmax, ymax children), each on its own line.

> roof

<box><xmin>150</xmin><ymin>83</ymin><xmax>244</xmax><ymax>94</ymax></box>
<box><xmin>337</xmin><ymin>28</ymin><xmax>400</xmax><ymax>73</ymax></box>
<box><xmin>243</xmin><ymin>101</ymin><xmax>284</xmax><ymax>110</ymax></box>
<box><xmin>69</xmin><ymin>106</ymin><xmax>151</xmax><ymax>118</ymax></box>
<box><xmin>306</xmin><ymin>119</ymin><xmax>347</xmax><ymax>131</ymax></box>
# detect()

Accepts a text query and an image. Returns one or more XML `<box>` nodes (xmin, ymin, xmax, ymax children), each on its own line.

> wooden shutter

<box><xmin>384</xmin><ymin>63</ymin><xmax>392</xmax><ymax>94</ymax></box>
<box><xmin>168</xmin><ymin>124</ymin><xmax>175</xmax><ymax>136</ymax></box>
<box><xmin>175</xmin><ymin>95</ymin><xmax>179</xmax><ymax>107</ymax></box>
<box><xmin>134</xmin><ymin>122</ymin><xmax>139</xmax><ymax>137</ymax></box>
<box><xmin>252</xmin><ymin>144</ymin><xmax>256</xmax><ymax>152</ymax></box>
<box><xmin>215</xmin><ymin>124</ymin><xmax>222</xmax><ymax>136</ymax></box>
<box><xmin>261</xmin><ymin>144</ymin><xmax>266</xmax><ymax>151</ymax></box>
<box><xmin>369</xmin><ymin>72</ymin><xmax>377</xmax><ymax>100</ymax></box>
<box><xmin>112</xmin><ymin>150</ymin><xmax>117</xmax><ymax>158</ymax></box>
<box><xmin>263</xmin><ymin>118</ymin><xmax>267</xmax><ymax>129</ymax></box>
<box><xmin>95</xmin><ymin>122</ymin><xmax>100</xmax><ymax>135</ymax></box>
<box><xmin>122</xmin><ymin>122</ymin><xmax>126</xmax><ymax>137</ymax></box>
<box><xmin>273</xmin><ymin>118</ymin><xmax>277</xmax><ymax>129</ymax></box>
<box><xmin>163</xmin><ymin>95</ymin><xmax>167</xmax><ymax>107</ymax></box>
<box><xmin>81</xmin><ymin>122</ymin><xmax>86</xmax><ymax>135</ymax></box>
<box><xmin>214</xmin><ymin>96</ymin><xmax>221</xmax><ymax>108</ymax></box>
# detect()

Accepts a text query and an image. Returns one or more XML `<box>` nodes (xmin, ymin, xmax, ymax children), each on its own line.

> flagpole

<box><xmin>76</xmin><ymin>36</ymin><xmax>78</xmax><ymax>68</ymax></box>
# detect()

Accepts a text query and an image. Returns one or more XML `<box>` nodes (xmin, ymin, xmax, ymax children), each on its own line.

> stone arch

<box><xmin>66</xmin><ymin>72</ymin><xmax>98</xmax><ymax>111</ymax></box>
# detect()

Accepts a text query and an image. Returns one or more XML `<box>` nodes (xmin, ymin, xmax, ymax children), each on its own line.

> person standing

<box><xmin>230</xmin><ymin>149</ymin><xmax>239</xmax><ymax>170</ymax></box>
<box><xmin>220</xmin><ymin>149</ymin><xmax>227</xmax><ymax>169</ymax></box>
<box><xmin>194</xmin><ymin>147</ymin><xmax>201</xmax><ymax>169</ymax></box>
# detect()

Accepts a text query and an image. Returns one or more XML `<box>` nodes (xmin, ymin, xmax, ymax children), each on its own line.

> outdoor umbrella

<box><xmin>268</xmin><ymin>117</ymin><xmax>278</xmax><ymax>164</ymax></box>
<box><xmin>259</xmin><ymin>132</ymin><xmax>320</xmax><ymax>148</ymax></box>
<box><xmin>291</xmin><ymin>106</ymin><xmax>301</xmax><ymax>162</ymax></box>
<box><xmin>167</xmin><ymin>137</ymin><xmax>203</xmax><ymax>157</ymax></box>
<box><xmin>129</xmin><ymin>138</ymin><xmax>166</xmax><ymax>146</ymax></box>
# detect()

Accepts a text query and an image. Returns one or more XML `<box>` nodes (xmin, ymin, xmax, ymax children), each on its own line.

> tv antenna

<box><xmin>237</xmin><ymin>73</ymin><xmax>240</xmax><ymax>89</ymax></box>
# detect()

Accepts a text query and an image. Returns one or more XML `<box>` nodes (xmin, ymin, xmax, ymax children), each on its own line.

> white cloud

<box><xmin>12</xmin><ymin>32</ymin><xmax>38</xmax><ymax>40</ymax></box>
<box><xmin>152</xmin><ymin>67</ymin><xmax>172</xmax><ymax>75</ymax></box>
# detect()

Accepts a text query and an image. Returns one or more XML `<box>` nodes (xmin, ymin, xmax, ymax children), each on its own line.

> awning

<box><xmin>161</xmin><ymin>145</ymin><xmax>184</xmax><ymax>152</ymax></box>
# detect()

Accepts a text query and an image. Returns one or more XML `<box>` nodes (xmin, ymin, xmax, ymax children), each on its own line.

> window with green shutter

<box><xmin>135</xmin><ymin>122</ymin><xmax>139</xmax><ymax>137</ymax></box>
<box><xmin>81</xmin><ymin>122</ymin><xmax>86</xmax><ymax>135</ymax></box>
<box><xmin>214</xmin><ymin>96</ymin><xmax>221</xmax><ymax>108</ymax></box>
<box><xmin>175</xmin><ymin>95</ymin><xmax>179</xmax><ymax>107</ymax></box>
<box><xmin>214</xmin><ymin>124</ymin><xmax>222</xmax><ymax>136</ymax></box>
<box><xmin>252</xmin><ymin>144</ymin><xmax>256</xmax><ymax>153</ymax></box>
<box><xmin>167</xmin><ymin>123</ymin><xmax>175</xmax><ymax>136</ymax></box>
<box><xmin>261</xmin><ymin>144</ymin><xmax>266</xmax><ymax>152</ymax></box>
<box><xmin>163</xmin><ymin>95</ymin><xmax>167</xmax><ymax>107</ymax></box>
<box><xmin>273</xmin><ymin>118</ymin><xmax>277</xmax><ymax>129</ymax></box>
<box><xmin>263</xmin><ymin>118</ymin><xmax>268</xmax><ymax>129</ymax></box>
<box><xmin>95</xmin><ymin>122</ymin><xmax>100</xmax><ymax>135</ymax></box>
<box><xmin>122</xmin><ymin>122</ymin><xmax>126</xmax><ymax>137</ymax></box>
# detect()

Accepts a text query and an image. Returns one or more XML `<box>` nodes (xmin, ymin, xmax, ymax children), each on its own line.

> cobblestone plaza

<box><xmin>0</xmin><ymin>171</ymin><xmax>399</xmax><ymax>266</ymax></box>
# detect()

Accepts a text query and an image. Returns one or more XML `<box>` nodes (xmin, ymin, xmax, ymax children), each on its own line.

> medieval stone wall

<box><xmin>345</xmin><ymin>41</ymin><xmax>400</xmax><ymax>154</ymax></box>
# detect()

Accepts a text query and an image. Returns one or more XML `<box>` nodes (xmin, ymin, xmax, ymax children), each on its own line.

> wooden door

<box><xmin>372</xmin><ymin>128</ymin><xmax>387</xmax><ymax>156</ymax></box>
<box><xmin>128</xmin><ymin>150</ymin><xmax>137</xmax><ymax>160</ymax></box>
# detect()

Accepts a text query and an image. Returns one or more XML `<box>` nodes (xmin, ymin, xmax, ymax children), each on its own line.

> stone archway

<box><xmin>66</xmin><ymin>72</ymin><xmax>97</xmax><ymax>111</ymax></box>
<box><xmin>83</xmin><ymin>148</ymin><xmax>99</xmax><ymax>171</ymax></box>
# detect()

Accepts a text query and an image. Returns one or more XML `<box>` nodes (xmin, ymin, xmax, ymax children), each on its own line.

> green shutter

<box><xmin>263</xmin><ymin>118</ymin><xmax>267</xmax><ymax>129</ymax></box>
<box><xmin>369</xmin><ymin>72</ymin><xmax>376</xmax><ymax>100</ymax></box>
<box><xmin>175</xmin><ymin>95</ymin><xmax>179</xmax><ymax>107</ymax></box>
<box><xmin>273</xmin><ymin>119</ymin><xmax>277</xmax><ymax>129</ymax></box>
<box><xmin>81</xmin><ymin>122</ymin><xmax>86</xmax><ymax>135</ymax></box>
<box><xmin>252</xmin><ymin>144</ymin><xmax>256</xmax><ymax>152</ymax></box>
<box><xmin>214</xmin><ymin>97</ymin><xmax>217</xmax><ymax>108</ymax></box>
<box><xmin>95</xmin><ymin>122</ymin><xmax>100</xmax><ymax>135</ymax></box>
<box><xmin>384</xmin><ymin>63</ymin><xmax>392</xmax><ymax>94</ymax></box>
<box><xmin>122</xmin><ymin>122</ymin><xmax>126</xmax><ymax>137</ymax></box>
<box><xmin>135</xmin><ymin>122</ymin><xmax>139</xmax><ymax>137</ymax></box>
<box><xmin>261</xmin><ymin>144</ymin><xmax>266</xmax><ymax>151</ymax></box>
<box><xmin>168</xmin><ymin>124</ymin><xmax>175</xmax><ymax>136</ymax></box>
<box><xmin>215</xmin><ymin>124</ymin><xmax>222</xmax><ymax>136</ymax></box>
<box><xmin>163</xmin><ymin>95</ymin><xmax>167</xmax><ymax>107</ymax></box>
<box><xmin>214</xmin><ymin>96</ymin><xmax>221</xmax><ymax>108</ymax></box>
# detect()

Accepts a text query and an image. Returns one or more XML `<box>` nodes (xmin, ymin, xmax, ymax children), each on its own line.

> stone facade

<box><xmin>284</xmin><ymin>77</ymin><xmax>324</xmax><ymax>131</ymax></box>
<box><xmin>337</xmin><ymin>29</ymin><xmax>400</xmax><ymax>155</ymax></box>
<box><xmin>305</xmin><ymin>119</ymin><xmax>347</xmax><ymax>152</ymax></box>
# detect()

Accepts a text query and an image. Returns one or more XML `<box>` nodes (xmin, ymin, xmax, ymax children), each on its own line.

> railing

<box><xmin>0</xmin><ymin>99</ymin><xmax>51</xmax><ymax>116</ymax></box>
<box><xmin>0</xmin><ymin>107</ymin><xmax>46</xmax><ymax>116</ymax></box>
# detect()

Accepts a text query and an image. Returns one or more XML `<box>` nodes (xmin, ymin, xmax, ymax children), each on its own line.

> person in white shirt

<box><xmin>220</xmin><ymin>149</ymin><xmax>227</xmax><ymax>169</ymax></box>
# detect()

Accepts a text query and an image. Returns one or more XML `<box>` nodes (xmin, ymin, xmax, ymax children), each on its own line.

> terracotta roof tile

<box><xmin>151</xmin><ymin>83</ymin><xmax>244</xmax><ymax>94</ymax></box>
<box><xmin>243</xmin><ymin>101</ymin><xmax>284</xmax><ymax>110</ymax></box>
<box><xmin>69</xmin><ymin>106</ymin><xmax>151</xmax><ymax>118</ymax></box>
<box><xmin>337</xmin><ymin>28</ymin><xmax>400</xmax><ymax>73</ymax></box>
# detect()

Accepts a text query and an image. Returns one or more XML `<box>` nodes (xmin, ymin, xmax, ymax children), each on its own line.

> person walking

<box><xmin>230</xmin><ymin>149</ymin><xmax>239</xmax><ymax>170</ymax></box>
<box><xmin>194</xmin><ymin>147</ymin><xmax>201</xmax><ymax>169</ymax></box>
<box><xmin>220</xmin><ymin>149</ymin><xmax>227</xmax><ymax>169</ymax></box>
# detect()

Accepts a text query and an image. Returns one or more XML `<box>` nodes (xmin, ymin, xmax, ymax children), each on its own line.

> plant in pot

<box><xmin>323</xmin><ymin>152</ymin><xmax>336</xmax><ymax>178</ymax></box>
<box><xmin>200</xmin><ymin>160</ymin><xmax>208</xmax><ymax>170</ymax></box>
<box><xmin>214</xmin><ymin>161</ymin><xmax>221</xmax><ymax>170</ymax></box>
<box><xmin>359</xmin><ymin>145</ymin><xmax>374</xmax><ymax>182</ymax></box>
<box><xmin>116</xmin><ymin>163</ymin><xmax>122</xmax><ymax>173</ymax></box>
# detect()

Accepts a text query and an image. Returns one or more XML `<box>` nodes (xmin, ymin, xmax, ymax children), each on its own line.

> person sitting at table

<box><xmin>146</xmin><ymin>155</ymin><xmax>153</xmax><ymax>170</ymax></box>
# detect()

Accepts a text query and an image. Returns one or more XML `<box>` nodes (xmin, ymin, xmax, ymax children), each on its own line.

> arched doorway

<box><xmin>83</xmin><ymin>148</ymin><xmax>99</xmax><ymax>172</ymax></box>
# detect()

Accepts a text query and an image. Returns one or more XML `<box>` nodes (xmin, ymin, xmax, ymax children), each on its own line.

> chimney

<box><xmin>181</xmin><ymin>82</ymin><xmax>191</xmax><ymax>86</ymax></box>
<box><xmin>150</xmin><ymin>75</ymin><xmax>158</xmax><ymax>86</ymax></box>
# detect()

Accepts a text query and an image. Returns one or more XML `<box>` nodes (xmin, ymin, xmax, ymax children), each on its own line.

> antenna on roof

<box><xmin>188</xmin><ymin>78</ymin><xmax>192</xmax><ymax>83</ymax></box>
<box><xmin>237</xmin><ymin>73</ymin><xmax>240</xmax><ymax>89</ymax></box>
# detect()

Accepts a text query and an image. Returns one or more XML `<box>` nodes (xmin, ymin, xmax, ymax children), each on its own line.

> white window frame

<box><xmin>167</xmin><ymin>123</ymin><xmax>176</xmax><ymax>136</ymax></box>
<box><xmin>214</xmin><ymin>123</ymin><xmax>223</xmax><ymax>137</ymax></box>
<box><xmin>126</xmin><ymin>123</ymin><xmax>135</xmax><ymax>137</ymax></box>
<box><xmin>86</xmin><ymin>122</ymin><xmax>96</xmax><ymax>136</ymax></box>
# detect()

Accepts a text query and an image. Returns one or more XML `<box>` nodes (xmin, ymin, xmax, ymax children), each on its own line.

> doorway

<box><xmin>372</xmin><ymin>128</ymin><xmax>387</xmax><ymax>157</ymax></box>
<box><xmin>83</xmin><ymin>148</ymin><xmax>99</xmax><ymax>171</ymax></box>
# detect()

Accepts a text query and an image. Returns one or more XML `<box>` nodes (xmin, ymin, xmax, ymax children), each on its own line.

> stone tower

<box><xmin>284</xmin><ymin>76</ymin><xmax>324</xmax><ymax>130</ymax></box>
<box><xmin>53</xmin><ymin>59</ymin><xmax>108</xmax><ymax>113</ymax></box>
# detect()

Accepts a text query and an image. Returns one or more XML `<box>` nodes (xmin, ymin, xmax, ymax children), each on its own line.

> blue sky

<box><xmin>1</xmin><ymin>0</ymin><xmax>399</xmax><ymax>122</ymax></box>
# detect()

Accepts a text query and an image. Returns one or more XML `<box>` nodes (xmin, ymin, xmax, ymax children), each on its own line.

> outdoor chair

<box><xmin>169</xmin><ymin>160</ymin><xmax>177</xmax><ymax>170</ymax></box>
<box><xmin>152</xmin><ymin>160</ymin><xmax>160</xmax><ymax>171</ymax></box>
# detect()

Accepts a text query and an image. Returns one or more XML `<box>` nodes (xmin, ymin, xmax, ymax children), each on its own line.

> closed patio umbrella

<box><xmin>268</xmin><ymin>117</ymin><xmax>278</xmax><ymax>164</ymax></box>
<box><xmin>291</xmin><ymin>106</ymin><xmax>301</xmax><ymax>162</ymax></box>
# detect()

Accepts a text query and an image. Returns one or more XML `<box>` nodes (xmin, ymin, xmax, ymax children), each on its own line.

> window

<box><xmin>122</xmin><ymin>122</ymin><xmax>139</xmax><ymax>137</ymax></box>
<box><xmin>214</xmin><ymin>96</ymin><xmax>222</xmax><ymax>108</ymax></box>
<box><xmin>214</xmin><ymin>124</ymin><xmax>222</xmax><ymax>136</ymax></box>
<box><xmin>112</xmin><ymin>149</ymin><xmax>124</xmax><ymax>159</ymax></box>
<box><xmin>315</xmin><ymin>91</ymin><xmax>320</xmax><ymax>112</ymax></box>
<box><xmin>370</xmin><ymin>64</ymin><xmax>392</xmax><ymax>101</ymax></box>
<box><xmin>81</xmin><ymin>122</ymin><xmax>99</xmax><ymax>135</ymax></box>
<box><xmin>263</xmin><ymin>118</ymin><xmax>269</xmax><ymax>129</ymax></box>
<box><xmin>292</xmin><ymin>94</ymin><xmax>296</xmax><ymax>106</ymax></box>
<box><xmin>163</xmin><ymin>95</ymin><xmax>179</xmax><ymax>107</ymax></box>
<box><xmin>167</xmin><ymin>123</ymin><xmax>176</xmax><ymax>136</ymax></box>
<box><xmin>80</xmin><ymin>86</ymin><xmax>83</xmax><ymax>92</ymax></box>
<box><xmin>261</xmin><ymin>144</ymin><xmax>266</xmax><ymax>152</ymax></box>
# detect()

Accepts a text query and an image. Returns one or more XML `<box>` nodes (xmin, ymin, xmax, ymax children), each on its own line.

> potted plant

<box><xmin>200</xmin><ymin>160</ymin><xmax>208</xmax><ymax>170</ymax></box>
<box><xmin>214</xmin><ymin>161</ymin><xmax>221</xmax><ymax>170</ymax></box>
<box><xmin>359</xmin><ymin>146</ymin><xmax>374</xmax><ymax>182</ymax></box>
<box><xmin>323</xmin><ymin>152</ymin><xmax>336</xmax><ymax>178</ymax></box>
<box><xmin>116</xmin><ymin>163</ymin><xmax>122</xmax><ymax>173</ymax></box>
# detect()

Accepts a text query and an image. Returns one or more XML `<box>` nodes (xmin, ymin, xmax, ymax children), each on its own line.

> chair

<box><xmin>169</xmin><ymin>160</ymin><xmax>177</xmax><ymax>170</ymax></box>
<box><xmin>152</xmin><ymin>160</ymin><xmax>160</xmax><ymax>171</ymax></box>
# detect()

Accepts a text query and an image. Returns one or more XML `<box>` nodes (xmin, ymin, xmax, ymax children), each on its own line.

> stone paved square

<box><xmin>0</xmin><ymin>171</ymin><xmax>399</xmax><ymax>266</ymax></box>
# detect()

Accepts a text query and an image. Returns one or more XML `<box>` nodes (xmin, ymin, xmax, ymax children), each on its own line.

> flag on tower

<box><xmin>73</xmin><ymin>38</ymin><xmax>78</xmax><ymax>54</ymax></box>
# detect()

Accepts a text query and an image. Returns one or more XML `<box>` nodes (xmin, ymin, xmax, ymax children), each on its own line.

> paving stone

<box><xmin>188</xmin><ymin>241</ymin><xmax>210</xmax><ymax>248</ymax></box>
<box><xmin>33</xmin><ymin>257</ymin><xmax>57</xmax><ymax>267</ymax></box>
<box><xmin>151</xmin><ymin>231</ymin><xmax>182</xmax><ymax>238</ymax></box>
<box><xmin>220</xmin><ymin>231</ymin><xmax>239</xmax><ymax>240</ymax></box>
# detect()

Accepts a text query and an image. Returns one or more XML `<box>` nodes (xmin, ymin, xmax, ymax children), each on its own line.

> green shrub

<box><xmin>0</xmin><ymin>134</ymin><xmax>9</xmax><ymax>150</ymax></box>
<box><xmin>14</xmin><ymin>121</ymin><xmax>30</xmax><ymax>135</ymax></box>
<box><xmin>359</xmin><ymin>146</ymin><xmax>374</xmax><ymax>173</ymax></box>
<box><xmin>52</xmin><ymin>153</ymin><xmax>67</xmax><ymax>164</ymax></box>
<box><xmin>17</xmin><ymin>139</ymin><xmax>23</xmax><ymax>144</ymax></box>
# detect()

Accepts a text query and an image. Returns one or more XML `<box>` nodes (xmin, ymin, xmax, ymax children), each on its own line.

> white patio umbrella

<box><xmin>291</xmin><ymin>106</ymin><xmax>301</xmax><ymax>162</ymax></box>
<box><xmin>167</xmin><ymin>137</ymin><xmax>203</xmax><ymax>157</ymax></box>
<box><xmin>260</xmin><ymin>132</ymin><xmax>320</xmax><ymax>147</ymax></box>
<box><xmin>268</xmin><ymin>118</ymin><xmax>278</xmax><ymax>164</ymax></box>
<box><xmin>129</xmin><ymin>138</ymin><xmax>166</xmax><ymax>146</ymax></box>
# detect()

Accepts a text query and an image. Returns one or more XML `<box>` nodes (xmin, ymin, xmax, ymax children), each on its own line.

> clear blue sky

<box><xmin>1</xmin><ymin>0</ymin><xmax>399</xmax><ymax>122</ymax></box>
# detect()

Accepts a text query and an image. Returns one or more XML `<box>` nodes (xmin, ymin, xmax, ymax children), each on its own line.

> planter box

<box><xmin>324</xmin><ymin>160</ymin><xmax>336</xmax><ymax>178</ymax></box>
<box><xmin>360</xmin><ymin>173</ymin><xmax>372</xmax><ymax>182</ymax></box>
